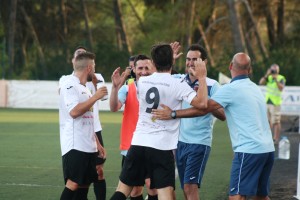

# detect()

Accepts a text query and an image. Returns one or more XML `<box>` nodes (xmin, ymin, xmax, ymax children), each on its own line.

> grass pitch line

<box><xmin>0</xmin><ymin>165</ymin><xmax>60</xmax><ymax>170</ymax></box>
<box><xmin>1</xmin><ymin>183</ymin><xmax>116</xmax><ymax>189</ymax></box>
<box><xmin>2</xmin><ymin>183</ymin><xmax>62</xmax><ymax>188</ymax></box>
<box><xmin>0</xmin><ymin>165</ymin><xmax>121</xmax><ymax>172</ymax></box>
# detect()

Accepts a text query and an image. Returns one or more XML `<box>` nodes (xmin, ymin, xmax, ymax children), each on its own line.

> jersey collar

<box><xmin>230</xmin><ymin>74</ymin><xmax>248</xmax><ymax>83</ymax></box>
<box><xmin>184</xmin><ymin>74</ymin><xmax>198</xmax><ymax>87</ymax></box>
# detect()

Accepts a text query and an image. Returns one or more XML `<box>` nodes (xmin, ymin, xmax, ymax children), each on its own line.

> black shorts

<box><xmin>121</xmin><ymin>155</ymin><xmax>126</xmax><ymax>167</ymax></box>
<box><xmin>95</xmin><ymin>131</ymin><xmax>106</xmax><ymax>165</ymax></box>
<box><xmin>121</xmin><ymin>155</ymin><xmax>150</xmax><ymax>180</ymax></box>
<box><xmin>120</xmin><ymin>145</ymin><xmax>175</xmax><ymax>189</ymax></box>
<box><xmin>62</xmin><ymin>149</ymin><xmax>98</xmax><ymax>186</ymax></box>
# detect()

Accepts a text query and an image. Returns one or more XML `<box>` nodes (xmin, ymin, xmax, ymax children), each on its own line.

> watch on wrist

<box><xmin>171</xmin><ymin>110</ymin><xmax>177</xmax><ymax>119</ymax></box>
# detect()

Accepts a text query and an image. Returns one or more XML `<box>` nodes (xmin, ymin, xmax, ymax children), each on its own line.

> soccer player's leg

<box><xmin>94</xmin><ymin>131</ymin><xmax>107</xmax><ymax>200</ymax></box>
<box><xmin>149</xmin><ymin>148</ymin><xmax>175</xmax><ymax>200</ymax></box>
<box><xmin>229</xmin><ymin>152</ymin><xmax>274</xmax><ymax>200</ymax></box>
<box><xmin>111</xmin><ymin>146</ymin><xmax>146</xmax><ymax>200</ymax></box>
<box><xmin>183</xmin><ymin>143</ymin><xmax>211</xmax><ymax>200</ymax></box>
<box><xmin>61</xmin><ymin>150</ymin><xmax>97</xmax><ymax>200</ymax></box>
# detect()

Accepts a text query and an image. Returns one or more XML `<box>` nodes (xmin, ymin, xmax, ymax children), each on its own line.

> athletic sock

<box><xmin>147</xmin><ymin>194</ymin><xmax>158</xmax><ymax>200</ymax></box>
<box><xmin>130</xmin><ymin>194</ymin><xmax>144</xmax><ymax>200</ymax></box>
<box><xmin>60</xmin><ymin>187</ymin><xmax>75</xmax><ymax>200</ymax></box>
<box><xmin>73</xmin><ymin>188</ymin><xmax>89</xmax><ymax>200</ymax></box>
<box><xmin>94</xmin><ymin>179</ymin><xmax>106</xmax><ymax>200</ymax></box>
<box><xmin>110</xmin><ymin>191</ymin><xmax>127</xmax><ymax>200</ymax></box>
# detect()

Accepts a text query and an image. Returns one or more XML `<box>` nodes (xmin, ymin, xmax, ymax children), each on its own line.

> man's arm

<box><xmin>211</xmin><ymin>107</ymin><xmax>226</xmax><ymax>121</ymax></box>
<box><xmin>110</xmin><ymin>87</ymin><xmax>122</xmax><ymax>112</ymax></box>
<box><xmin>152</xmin><ymin>99</ymin><xmax>224</xmax><ymax>120</ymax></box>
<box><xmin>178</xmin><ymin>99</ymin><xmax>222</xmax><ymax>117</ymax></box>
<box><xmin>110</xmin><ymin>67</ymin><xmax>127</xmax><ymax>112</ymax></box>
<box><xmin>95</xmin><ymin>133</ymin><xmax>106</xmax><ymax>159</ymax></box>
<box><xmin>170</xmin><ymin>41</ymin><xmax>183</xmax><ymax>62</ymax></box>
<box><xmin>189</xmin><ymin>58</ymin><xmax>208</xmax><ymax>109</ymax></box>
<box><xmin>70</xmin><ymin>87</ymin><xmax>108</xmax><ymax>118</ymax></box>
<box><xmin>259</xmin><ymin>69</ymin><xmax>271</xmax><ymax>85</ymax></box>
<box><xmin>274</xmin><ymin>78</ymin><xmax>285</xmax><ymax>91</ymax></box>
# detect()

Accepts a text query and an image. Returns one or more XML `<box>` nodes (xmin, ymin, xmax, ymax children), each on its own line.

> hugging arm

<box><xmin>152</xmin><ymin>100</ymin><xmax>225</xmax><ymax>120</ymax></box>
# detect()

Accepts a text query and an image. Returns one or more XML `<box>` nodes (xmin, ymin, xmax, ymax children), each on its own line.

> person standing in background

<box><xmin>87</xmin><ymin>73</ymin><xmax>107</xmax><ymax>200</ymax></box>
<box><xmin>126</xmin><ymin>55</ymin><xmax>137</xmax><ymax>84</ymax></box>
<box><xmin>259</xmin><ymin>64</ymin><xmax>286</xmax><ymax>144</ymax></box>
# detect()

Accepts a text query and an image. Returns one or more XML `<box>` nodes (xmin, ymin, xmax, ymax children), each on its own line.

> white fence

<box><xmin>0</xmin><ymin>80</ymin><xmax>112</xmax><ymax>110</ymax></box>
<box><xmin>0</xmin><ymin>79</ymin><xmax>300</xmax><ymax>115</ymax></box>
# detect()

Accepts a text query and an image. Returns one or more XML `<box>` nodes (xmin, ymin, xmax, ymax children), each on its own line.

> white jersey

<box><xmin>59</xmin><ymin>73</ymin><xmax>103</xmax><ymax>132</ymax></box>
<box><xmin>131</xmin><ymin>72</ymin><xmax>197</xmax><ymax>150</ymax></box>
<box><xmin>58</xmin><ymin>74</ymin><xmax>71</xmax><ymax>88</ymax></box>
<box><xmin>86</xmin><ymin>73</ymin><xmax>104</xmax><ymax>132</ymax></box>
<box><xmin>59</xmin><ymin>75</ymin><xmax>97</xmax><ymax>156</ymax></box>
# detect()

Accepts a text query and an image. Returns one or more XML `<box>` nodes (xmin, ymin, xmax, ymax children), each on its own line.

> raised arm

<box><xmin>189</xmin><ymin>58</ymin><xmax>208</xmax><ymax>109</ymax></box>
<box><xmin>110</xmin><ymin>67</ymin><xmax>126</xmax><ymax>112</ymax></box>
<box><xmin>170</xmin><ymin>41</ymin><xmax>183</xmax><ymax>62</ymax></box>
<box><xmin>259</xmin><ymin>68</ymin><xmax>271</xmax><ymax>85</ymax></box>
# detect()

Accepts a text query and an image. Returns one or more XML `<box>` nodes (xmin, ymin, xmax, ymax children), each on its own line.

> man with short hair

<box><xmin>59</xmin><ymin>52</ymin><xmax>107</xmax><ymax>200</ymax></box>
<box><xmin>59</xmin><ymin>47</ymin><xmax>108</xmax><ymax>200</ymax></box>
<box><xmin>259</xmin><ymin>64</ymin><xmax>286</xmax><ymax>144</ymax></box>
<box><xmin>125</xmin><ymin>55</ymin><xmax>137</xmax><ymax>84</ymax></box>
<box><xmin>172</xmin><ymin>44</ymin><xmax>225</xmax><ymax>200</ymax></box>
<box><xmin>110</xmin><ymin>43</ymin><xmax>208</xmax><ymax>200</ymax></box>
<box><xmin>153</xmin><ymin>52</ymin><xmax>275</xmax><ymax>200</ymax></box>
<box><xmin>110</xmin><ymin>54</ymin><xmax>157</xmax><ymax>200</ymax></box>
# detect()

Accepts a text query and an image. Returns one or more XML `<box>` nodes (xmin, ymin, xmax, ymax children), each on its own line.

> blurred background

<box><xmin>0</xmin><ymin>0</ymin><xmax>299</xmax><ymax>85</ymax></box>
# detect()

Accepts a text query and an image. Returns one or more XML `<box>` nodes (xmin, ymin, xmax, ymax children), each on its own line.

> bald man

<box><xmin>153</xmin><ymin>53</ymin><xmax>275</xmax><ymax>200</ymax></box>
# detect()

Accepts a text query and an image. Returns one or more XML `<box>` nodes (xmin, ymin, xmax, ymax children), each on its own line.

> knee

<box><xmin>183</xmin><ymin>186</ymin><xmax>191</xmax><ymax>195</ymax></box>
<box><xmin>183</xmin><ymin>184</ymin><xmax>197</xmax><ymax>196</ymax></box>
<box><xmin>130</xmin><ymin>186</ymin><xmax>143</xmax><ymax>197</ymax></box>
<box><xmin>145</xmin><ymin>178</ymin><xmax>157</xmax><ymax>196</ymax></box>
<box><xmin>66</xmin><ymin>179</ymin><xmax>79</xmax><ymax>191</ymax></box>
<box><xmin>145</xmin><ymin>178</ymin><xmax>151</xmax><ymax>189</ymax></box>
<box><xmin>96</xmin><ymin>165</ymin><xmax>104</xmax><ymax>180</ymax></box>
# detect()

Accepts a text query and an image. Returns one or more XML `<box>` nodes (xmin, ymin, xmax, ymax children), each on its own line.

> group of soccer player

<box><xmin>59</xmin><ymin>42</ymin><xmax>275</xmax><ymax>200</ymax></box>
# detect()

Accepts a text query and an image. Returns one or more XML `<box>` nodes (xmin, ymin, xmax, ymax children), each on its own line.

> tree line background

<box><xmin>0</xmin><ymin>0</ymin><xmax>299</xmax><ymax>85</ymax></box>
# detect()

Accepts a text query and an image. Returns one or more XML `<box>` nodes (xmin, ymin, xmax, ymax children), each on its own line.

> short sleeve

<box><xmin>62</xmin><ymin>83</ymin><xmax>79</xmax><ymax>113</ymax></box>
<box><xmin>211</xmin><ymin>84</ymin><xmax>232</xmax><ymax>108</ymax></box>
<box><xmin>210</xmin><ymin>81</ymin><xmax>220</xmax><ymax>96</ymax></box>
<box><xmin>59</xmin><ymin>75</ymin><xmax>70</xmax><ymax>88</ymax></box>
<box><xmin>176</xmin><ymin>80</ymin><xmax>196</xmax><ymax>104</ymax></box>
<box><xmin>95</xmin><ymin>73</ymin><xmax>105</xmax><ymax>84</ymax></box>
<box><xmin>118</xmin><ymin>85</ymin><xmax>129</xmax><ymax>105</ymax></box>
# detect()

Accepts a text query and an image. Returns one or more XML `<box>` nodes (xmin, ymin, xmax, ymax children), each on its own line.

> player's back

<box><xmin>131</xmin><ymin>72</ymin><xmax>196</xmax><ymax>150</ymax></box>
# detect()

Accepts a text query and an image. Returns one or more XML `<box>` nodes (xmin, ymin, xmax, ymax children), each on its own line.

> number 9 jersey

<box><xmin>131</xmin><ymin>72</ymin><xmax>197</xmax><ymax>150</ymax></box>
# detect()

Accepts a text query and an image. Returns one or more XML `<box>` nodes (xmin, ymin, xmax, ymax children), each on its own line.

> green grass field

<box><xmin>0</xmin><ymin>108</ymin><xmax>232</xmax><ymax>200</ymax></box>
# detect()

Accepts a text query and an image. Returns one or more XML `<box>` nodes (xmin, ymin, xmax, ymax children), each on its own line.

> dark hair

<box><xmin>75</xmin><ymin>51</ymin><xmax>95</xmax><ymax>61</ymax></box>
<box><xmin>129</xmin><ymin>55</ymin><xmax>136</xmax><ymax>62</ymax></box>
<box><xmin>74</xmin><ymin>46</ymin><xmax>87</xmax><ymax>52</ymax></box>
<box><xmin>133</xmin><ymin>54</ymin><xmax>150</xmax><ymax>67</ymax></box>
<box><xmin>187</xmin><ymin>44</ymin><xmax>207</xmax><ymax>60</ymax></box>
<box><xmin>171</xmin><ymin>68</ymin><xmax>178</xmax><ymax>75</ymax></box>
<box><xmin>151</xmin><ymin>44</ymin><xmax>173</xmax><ymax>72</ymax></box>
